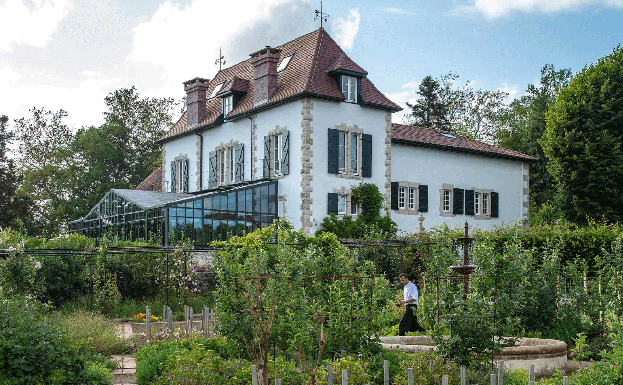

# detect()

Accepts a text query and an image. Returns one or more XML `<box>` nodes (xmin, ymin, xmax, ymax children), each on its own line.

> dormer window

<box><xmin>341</xmin><ymin>75</ymin><xmax>357</xmax><ymax>103</ymax></box>
<box><xmin>223</xmin><ymin>95</ymin><xmax>233</xmax><ymax>116</ymax></box>
<box><xmin>277</xmin><ymin>53</ymin><xmax>294</xmax><ymax>72</ymax></box>
<box><xmin>211</xmin><ymin>82</ymin><xmax>225</xmax><ymax>98</ymax></box>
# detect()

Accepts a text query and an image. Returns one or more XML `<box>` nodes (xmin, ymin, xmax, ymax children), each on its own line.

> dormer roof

<box><xmin>159</xmin><ymin>28</ymin><xmax>401</xmax><ymax>143</ymax></box>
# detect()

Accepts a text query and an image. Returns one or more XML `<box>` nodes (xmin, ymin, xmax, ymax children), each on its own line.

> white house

<box><xmin>69</xmin><ymin>28</ymin><xmax>534</xmax><ymax>244</ymax></box>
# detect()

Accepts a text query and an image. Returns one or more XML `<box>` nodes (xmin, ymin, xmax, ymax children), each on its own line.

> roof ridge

<box><xmin>306</xmin><ymin>28</ymin><xmax>324</xmax><ymax>94</ymax></box>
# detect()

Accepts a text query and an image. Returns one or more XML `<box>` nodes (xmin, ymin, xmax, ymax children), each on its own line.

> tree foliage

<box><xmin>543</xmin><ymin>46</ymin><xmax>623</xmax><ymax>224</ymax></box>
<box><xmin>497</xmin><ymin>64</ymin><xmax>572</xmax><ymax>211</ymax></box>
<box><xmin>405</xmin><ymin>73</ymin><xmax>508</xmax><ymax>142</ymax></box>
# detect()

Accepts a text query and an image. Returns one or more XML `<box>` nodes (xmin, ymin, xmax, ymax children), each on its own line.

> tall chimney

<box><xmin>184</xmin><ymin>77</ymin><xmax>210</xmax><ymax>128</ymax></box>
<box><xmin>250</xmin><ymin>46</ymin><xmax>281</xmax><ymax>106</ymax></box>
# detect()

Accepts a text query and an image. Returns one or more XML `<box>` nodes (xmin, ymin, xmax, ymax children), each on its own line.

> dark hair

<box><xmin>399</xmin><ymin>273</ymin><xmax>409</xmax><ymax>280</ymax></box>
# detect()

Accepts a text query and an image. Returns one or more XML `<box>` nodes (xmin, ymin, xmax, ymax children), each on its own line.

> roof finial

<box><xmin>215</xmin><ymin>47</ymin><xmax>226</xmax><ymax>71</ymax></box>
<box><xmin>314</xmin><ymin>0</ymin><xmax>329</xmax><ymax>28</ymax></box>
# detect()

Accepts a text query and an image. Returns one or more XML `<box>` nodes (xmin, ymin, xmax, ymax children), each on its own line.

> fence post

<box><xmin>490</xmin><ymin>373</ymin><xmax>496</xmax><ymax>385</ymax></box>
<box><xmin>202</xmin><ymin>305</ymin><xmax>207</xmax><ymax>337</ymax></box>
<box><xmin>529</xmin><ymin>364</ymin><xmax>534</xmax><ymax>382</ymax></box>
<box><xmin>251</xmin><ymin>365</ymin><xmax>258</xmax><ymax>385</ymax></box>
<box><xmin>146</xmin><ymin>305</ymin><xmax>151</xmax><ymax>340</ymax></box>
<box><xmin>163</xmin><ymin>305</ymin><xmax>167</xmax><ymax>327</ymax></box>
<box><xmin>189</xmin><ymin>306</ymin><xmax>193</xmax><ymax>334</ymax></box>
<box><xmin>383</xmin><ymin>359</ymin><xmax>389</xmax><ymax>385</ymax></box>
<box><xmin>441</xmin><ymin>375</ymin><xmax>448</xmax><ymax>385</ymax></box>
<box><xmin>167</xmin><ymin>307</ymin><xmax>173</xmax><ymax>337</ymax></box>
<box><xmin>407</xmin><ymin>368</ymin><xmax>413</xmax><ymax>385</ymax></box>
<box><xmin>460</xmin><ymin>366</ymin><xmax>466</xmax><ymax>385</ymax></box>
<box><xmin>563</xmin><ymin>376</ymin><xmax>569</xmax><ymax>385</ymax></box>
<box><xmin>328</xmin><ymin>363</ymin><xmax>333</xmax><ymax>385</ymax></box>
<box><xmin>497</xmin><ymin>360</ymin><xmax>504</xmax><ymax>385</ymax></box>
<box><xmin>342</xmin><ymin>369</ymin><xmax>348</xmax><ymax>385</ymax></box>
<box><xmin>275</xmin><ymin>378</ymin><xmax>281</xmax><ymax>385</ymax></box>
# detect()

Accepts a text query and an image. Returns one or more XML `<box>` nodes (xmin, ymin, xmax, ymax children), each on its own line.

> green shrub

<box><xmin>135</xmin><ymin>340</ymin><xmax>183</xmax><ymax>385</ymax></box>
<box><xmin>60</xmin><ymin>309</ymin><xmax>130</xmax><ymax>356</ymax></box>
<box><xmin>394</xmin><ymin>351</ymin><xmax>458</xmax><ymax>385</ymax></box>
<box><xmin>316</xmin><ymin>355</ymin><xmax>368</xmax><ymax>385</ymax></box>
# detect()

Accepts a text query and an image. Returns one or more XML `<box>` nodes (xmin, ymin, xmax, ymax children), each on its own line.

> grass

<box><xmin>59</xmin><ymin>309</ymin><xmax>132</xmax><ymax>355</ymax></box>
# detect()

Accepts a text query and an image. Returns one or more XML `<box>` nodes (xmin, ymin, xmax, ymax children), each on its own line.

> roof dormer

<box><xmin>327</xmin><ymin>53</ymin><xmax>368</xmax><ymax>104</ymax></box>
<box><xmin>216</xmin><ymin>77</ymin><xmax>250</xmax><ymax>117</ymax></box>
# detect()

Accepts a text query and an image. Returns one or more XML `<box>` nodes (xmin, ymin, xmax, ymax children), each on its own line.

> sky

<box><xmin>1</xmin><ymin>0</ymin><xmax>622</xmax><ymax>133</ymax></box>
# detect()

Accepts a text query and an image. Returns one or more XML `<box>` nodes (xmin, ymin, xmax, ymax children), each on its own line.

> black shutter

<box><xmin>235</xmin><ymin>144</ymin><xmax>244</xmax><ymax>183</ymax></box>
<box><xmin>327</xmin><ymin>193</ymin><xmax>338</xmax><ymax>214</ymax></box>
<box><xmin>465</xmin><ymin>190</ymin><xmax>475</xmax><ymax>216</ymax></box>
<box><xmin>362</xmin><ymin>133</ymin><xmax>372</xmax><ymax>178</ymax></box>
<box><xmin>208</xmin><ymin>151</ymin><xmax>217</xmax><ymax>188</ymax></box>
<box><xmin>328</xmin><ymin>128</ymin><xmax>339</xmax><ymax>174</ymax></box>
<box><xmin>491</xmin><ymin>192</ymin><xmax>499</xmax><ymax>218</ymax></box>
<box><xmin>263</xmin><ymin>136</ymin><xmax>270</xmax><ymax>178</ymax></box>
<box><xmin>453</xmin><ymin>188</ymin><xmax>464</xmax><ymax>215</ymax></box>
<box><xmin>281</xmin><ymin>130</ymin><xmax>289</xmax><ymax>175</ymax></box>
<box><xmin>418</xmin><ymin>185</ymin><xmax>428</xmax><ymax>212</ymax></box>
<box><xmin>182</xmin><ymin>159</ymin><xmax>189</xmax><ymax>193</ymax></box>
<box><xmin>391</xmin><ymin>182</ymin><xmax>399</xmax><ymax>210</ymax></box>
<box><xmin>170</xmin><ymin>161</ymin><xmax>176</xmax><ymax>192</ymax></box>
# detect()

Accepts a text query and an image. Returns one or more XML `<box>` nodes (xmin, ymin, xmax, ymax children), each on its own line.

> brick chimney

<box><xmin>250</xmin><ymin>46</ymin><xmax>281</xmax><ymax>105</ymax></box>
<box><xmin>183</xmin><ymin>77</ymin><xmax>210</xmax><ymax>128</ymax></box>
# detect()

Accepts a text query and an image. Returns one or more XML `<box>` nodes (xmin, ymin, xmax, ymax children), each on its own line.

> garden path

<box><xmin>111</xmin><ymin>354</ymin><xmax>136</xmax><ymax>385</ymax></box>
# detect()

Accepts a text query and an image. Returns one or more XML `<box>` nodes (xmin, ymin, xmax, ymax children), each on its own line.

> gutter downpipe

<box><xmin>197</xmin><ymin>132</ymin><xmax>203</xmax><ymax>191</ymax></box>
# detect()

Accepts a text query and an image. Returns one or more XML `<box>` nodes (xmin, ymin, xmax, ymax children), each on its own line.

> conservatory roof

<box><xmin>111</xmin><ymin>189</ymin><xmax>193</xmax><ymax>210</ymax></box>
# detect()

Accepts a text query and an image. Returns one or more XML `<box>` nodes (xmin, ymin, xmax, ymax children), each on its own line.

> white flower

<box><xmin>34</xmin><ymin>261</ymin><xmax>42</xmax><ymax>269</ymax></box>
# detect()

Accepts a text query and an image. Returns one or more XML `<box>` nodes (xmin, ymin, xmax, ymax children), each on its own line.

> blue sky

<box><xmin>1</xmin><ymin>0</ymin><xmax>622</xmax><ymax>129</ymax></box>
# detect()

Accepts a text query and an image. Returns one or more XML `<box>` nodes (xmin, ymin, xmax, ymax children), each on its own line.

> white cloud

<box><xmin>331</xmin><ymin>8</ymin><xmax>360</xmax><ymax>51</ymax></box>
<box><xmin>499</xmin><ymin>82</ymin><xmax>522</xmax><ymax>101</ymax></box>
<box><xmin>128</xmin><ymin>0</ymin><xmax>313</xmax><ymax>98</ymax></box>
<box><xmin>471</xmin><ymin>0</ymin><xmax>623</xmax><ymax>18</ymax></box>
<box><xmin>382</xmin><ymin>7</ymin><xmax>415</xmax><ymax>16</ymax></box>
<box><xmin>386</xmin><ymin>86</ymin><xmax>420</xmax><ymax>124</ymax></box>
<box><xmin>0</xmin><ymin>0</ymin><xmax>72</xmax><ymax>52</ymax></box>
<box><xmin>401</xmin><ymin>82</ymin><xmax>420</xmax><ymax>90</ymax></box>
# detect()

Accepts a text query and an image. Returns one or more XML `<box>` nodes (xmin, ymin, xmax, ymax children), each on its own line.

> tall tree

<box><xmin>543</xmin><ymin>46</ymin><xmax>623</xmax><ymax>224</ymax></box>
<box><xmin>497</xmin><ymin>64</ymin><xmax>572</xmax><ymax>210</ymax></box>
<box><xmin>14</xmin><ymin>108</ymin><xmax>74</xmax><ymax>236</ymax></box>
<box><xmin>0</xmin><ymin>115</ymin><xmax>30</xmax><ymax>230</ymax></box>
<box><xmin>405</xmin><ymin>75</ymin><xmax>450</xmax><ymax>130</ymax></box>
<box><xmin>70</xmin><ymin>87</ymin><xmax>178</xmax><ymax>217</ymax></box>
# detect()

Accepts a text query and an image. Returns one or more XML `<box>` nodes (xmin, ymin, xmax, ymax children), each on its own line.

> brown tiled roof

<box><xmin>217</xmin><ymin>76</ymin><xmax>250</xmax><ymax>95</ymax></box>
<box><xmin>159</xmin><ymin>28</ymin><xmax>400</xmax><ymax>142</ymax></box>
<box><xmin>391</xmin><ymin>123</ymin><xmax>536</xmax><ymax>162</ymax></box>
<box><xmin>135</xmin><ymin>167</ymin><xmax>163</xmax><ymax>192</ymax></box>
<box><xmin>326</xmin><ymin>52</ymin><xmax>368</xmax><ymax>75</ymax></box>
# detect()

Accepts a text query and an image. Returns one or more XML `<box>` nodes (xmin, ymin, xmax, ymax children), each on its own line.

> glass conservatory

<box><xmin>68</xmin><ymin>180</ymin><xmax>278</xmax><ymax>245</ymax></box>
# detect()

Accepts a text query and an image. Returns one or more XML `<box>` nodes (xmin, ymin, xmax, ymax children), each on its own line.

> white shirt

<box><xmin>403</xmin><ymin>281</ymin><xmax>419</xmax><ymax>305</ymax></box>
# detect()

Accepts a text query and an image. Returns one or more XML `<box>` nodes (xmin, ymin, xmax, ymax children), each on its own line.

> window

<box><xmin>474</xmin><ymin>192</ymin><xmax>481</xmax><ymax>214</ymax></box>
<box><xmin>272</xmin><ymin>133</ymin><xmax>282</xmax><ymax>175</ymax></box>
<box><xmin>341</xmin><ymin>75</ymin><xmax>357</xmax><ymax>102</ymax></box>
<box><xmin>408</xmin><ymin>188</ymin><xmax>416</xmax><ymax>210</ymax></box>
<box><xmin>219</xmin><ymin>149</ymin><xmax>226</xmax><ymax>186</ymax></box>
<box><xmin>263</xmin><ymin>129</ymin><xmax>289</xmax><ymax>178</ymax></box>
<box><xmin>337</xmin><ymin>195</ymin><xmax>346</xmax><ymax>215</ymax></box>
<box><xmin>338</xmin><ymin>132</ymin><xmax>346</xmax><ymax>173</ymax></box>
<box><xmin>351</xmin><ymin>133</ymin><xmax>358</xmax><ymax>174</ymax></box>
<box><xmin>464</xmin><ymin>189</ymin><xmax>497</xmax><ymax>219</ymax></box>
<box><xmin>483</xmin><ymin>193</ymin><xmax>489</xmax><ymax>215</ymax></box>
<box><xmin>443</xmin><ymin>190</ymin><xmax>451</xmax><ymax>212</ymax></box>
<box><xmin>398</xmin><ymin>186</ymin><xmax>406</xmax><ymax>209</ymax></box>
<box><xmin>228</xmin><ymin>147</ymin><xmax>235</xmax><ymax>182</ymax></box>
<box><xmin>328</xmin><ymin>128</ymin><xmax>371</xmax><ymax>178</ymax></box>
<box><xmin>277</xmin><ymin>53</ymin><xmax>294</xmax><ymax>72</ymax></box>
<box><xmin>350</xmin><ymin>200</ymin><xmax>359</xmax><ymax>215</ymax></box>
<box><xmin>391</xmin><ymin>182</ymin><xmax>427</xmax><ymax>214</ymax></box>
<box><xmin>223</xmin><ymin>95</ymin><xmax>233</xmax><ymax>116</ymax></box>
<box><xmin>170</xmin><ymin>158</ymin><xmax>189</xmax><ymax>193</ymax></box>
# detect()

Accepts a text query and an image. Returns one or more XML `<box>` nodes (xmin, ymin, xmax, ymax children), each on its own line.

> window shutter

<box><xmin>327</xmin><ymin>193</ymin><xmax>338</xmax><ymax>214</ymax></box>
<box><xmin>263</xmin><ymin>136</ymin><xmax>270</xmax><ymax>178</ymax></box>
<box><xmin>328</xmin><ymin>128</ymin><xmax>339</xmax><ymax>174</ymax></box>
<box><xmin>281</xmin><ymin>130</ymin><xmax>289</xmax><ymax>175</ymax></box>
<box><xmin>391</xmin><ymin>182</ymin><xmax>399</xmax><ymax>210</ymax></box>
<box><xmin>453</xmin><ymin>188</ymin><xmax>464</xmax><ymax>215</ymax></box>
<box><xmin>235</xmin><ymin>144</ymin><xmax>244</xmax><ymax>183</ymax></box>
<box><xmin>491</xmin><ymin>192</ymin><xmax>499</xmax><ymax>218</ymax></box>
<box><xmin>418</xmin><ymin>185</ymin><xmax>428</xmax><ymax>212</ymax></box>
<box><xmin>182</xmin><ymin>159</ymin><xmax>189</xmax><ymax>193</ymax></box>
<box><xmin>465</xmin><ymin>190</ymin><xmax>475</xmax><ymax>216</ymax></box>
<box><xmin>362</xmin><ymin>133</ymin><xmax>372</xmax><ymax>178</ymax></box>
<box><xmin>208</xmin><ymin>151</ymin><xmax>217</xmax><ymax>188</ymax></box>
<box><xmin>170</xmin><ymin>161</ymin><xmax>176</xmax><ymax>192</ymax></box>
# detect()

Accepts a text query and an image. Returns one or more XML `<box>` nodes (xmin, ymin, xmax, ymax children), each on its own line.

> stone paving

<box><xmin>111</xmin><ymin>354</ymin><xmax>137</xmax><ymax>385</ymax></box>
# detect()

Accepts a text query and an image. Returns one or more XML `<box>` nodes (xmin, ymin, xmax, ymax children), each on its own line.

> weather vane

<box><xmin>215</xmin><ymin>47</ymin><xmax>226</xmax><ymax>71</ymax></box>
<box><xmin>314</xmin><ymin>1</ymin><xmax>329</xmax><ymax>28</ymax></box>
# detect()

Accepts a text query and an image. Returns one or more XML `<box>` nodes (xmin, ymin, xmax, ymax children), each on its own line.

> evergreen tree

<box><xmin>405</xmin><ymin>75</ymin><xmax>450</xmax><ymax>130</ymax></box>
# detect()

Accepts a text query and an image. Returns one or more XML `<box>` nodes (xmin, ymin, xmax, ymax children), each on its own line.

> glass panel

<box><xmin>194</xmin><ymin>199</ymin><xmax>202</xmax><ymax>209</ymax></box>
<box><xmin>269</xmin><ymin>183</ymin><xmax>276</xmax><ymax>215</ymax></box>
<box><xmin>338</xmin><ymin>132</ymin><xmax>345</xmax><ymax>171</ymax></box>
<box><xmin>253</xmin><ymin>187</ymin><xmax>260</xmax><ymax>213</ymax></box>
<box><xmin>246</xmin><ymin>189</ymin><xmax>253</xmax><ymax>213</ymax></box>
<box><xmin>228</xmin><ymin>192</ymin><xmax>236</xmax><ymax>212</ymax></box>
<box><xmin>238</xmin><ymin>191</ymin><xmax>246</xmax><ymax>213</ymax></box>
<box><xmin>204</xmin><ymin>197</ymin><xmax>212</xmax><ymax>210</ymax></box>
<box><xmin>260</xmin><ymin>185</ymin><xmax>268</xmax><ymax>214</ymax></box>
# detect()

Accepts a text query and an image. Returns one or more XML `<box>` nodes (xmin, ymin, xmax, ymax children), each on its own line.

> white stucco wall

<box><xmin>163</xmin><ymin>134</ymin><xmax>198</xmax><ymax>193</ymax></box>
<box><xmin>308</xmin><ymin>99</ymin><xmax>390</xmax><ymax>234</ymax></box>
<box><xmin>391</xmin><ymin>143</ymin><xmax>527</xmax><ymax>232</ymax></box>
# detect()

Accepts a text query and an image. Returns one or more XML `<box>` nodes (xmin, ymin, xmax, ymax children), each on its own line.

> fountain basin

<box><xmin>379</xmin><ymin>336</ymin><xmax>567</xmax><ymax>374</ymax></box>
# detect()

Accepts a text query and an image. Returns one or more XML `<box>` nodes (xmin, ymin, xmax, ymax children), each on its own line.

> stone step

<box><xmin>111</xmin><ymin>354</ymin><xmax>137</xmax><ymax>385</ymax></box>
